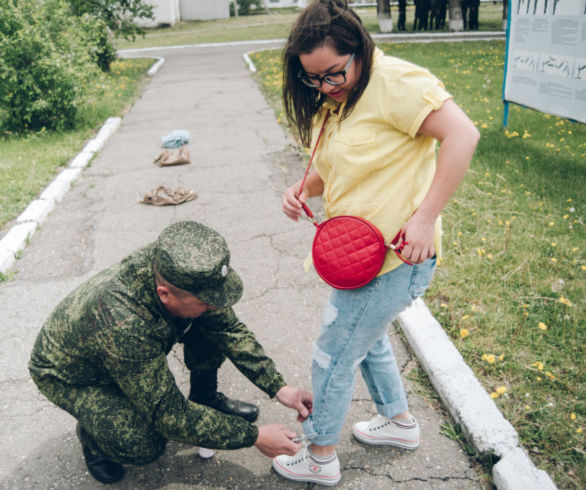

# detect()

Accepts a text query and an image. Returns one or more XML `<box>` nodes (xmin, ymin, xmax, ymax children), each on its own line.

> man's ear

<box><xmin>156</xmin><ymin>285</ymin><xmax>171</xmax><ymax>306</ymax></box>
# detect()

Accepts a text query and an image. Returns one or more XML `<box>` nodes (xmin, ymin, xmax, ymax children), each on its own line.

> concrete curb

<box><xmin>0</xmin><ymin>117</ymin><xmax>121</xmax><ymax>275</ymax></box>
<box><xmin>397</xmin><ymin>299</ymin><xmax>557</xmax><ymax>489</ymax></box>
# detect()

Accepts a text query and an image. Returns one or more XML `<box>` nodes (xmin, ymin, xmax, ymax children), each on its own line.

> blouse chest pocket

<box><xmin>329</xmin><ymin>128</ymin><xmax>377</xmax><ymax>177</ymax></box>
<box><xmin>333</xmin><ymin>128</ymin><xmax>376</xmax><ymax>146</ymax></box>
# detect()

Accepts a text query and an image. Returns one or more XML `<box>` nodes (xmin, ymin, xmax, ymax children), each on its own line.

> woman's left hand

<box><xmin>399</xmin><ymin>213</ymin><xmax>436</xmax><ymax>264</ymax></box>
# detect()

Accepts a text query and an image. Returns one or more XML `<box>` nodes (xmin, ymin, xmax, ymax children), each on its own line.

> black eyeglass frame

<box><xmin>297</xmin><ymin>53</ymin><xmax>355</xmax><ymax>88</ymax></box>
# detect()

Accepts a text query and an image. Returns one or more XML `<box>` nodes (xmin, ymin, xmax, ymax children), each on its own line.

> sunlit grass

<box><xmin>250</xmin><ymin>41</ymin><xmax>585</xmax><ymax>489</ymax></box>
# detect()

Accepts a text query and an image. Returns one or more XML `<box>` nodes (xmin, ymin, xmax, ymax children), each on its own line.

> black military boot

<box><xmin>76</xmin><ymin>423</ymin><xmax>125</xmax><ymax>484</ymax></box>
<box><xmin>189</xmin><ymin>370</ymin><xmax>260</xmax><ymax>423</ymax></box>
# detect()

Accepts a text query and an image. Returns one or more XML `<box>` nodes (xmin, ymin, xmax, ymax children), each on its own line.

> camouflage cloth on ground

<box><xmin>29</xmin><ymin>244</ymin><xmax>286</xmax><ymax>464</ymax></box>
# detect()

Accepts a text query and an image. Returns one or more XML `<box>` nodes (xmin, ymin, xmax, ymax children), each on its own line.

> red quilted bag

<box><xmin>298</xmin><ymin>113</ymin><xmax>412</xmax><ymax>290</ymax></box>
<box><xmin>312</xmin><ymin>215</ymin><xmax>388</xmax><ymax>289</ymax></box>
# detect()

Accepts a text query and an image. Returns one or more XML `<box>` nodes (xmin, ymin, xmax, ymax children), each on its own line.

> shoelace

<box><xmin>371</xmin><ymin>419</ymin><xmax>415</xmax><ymax>431</ymax></box>
<box><xmin>287</xmin><ymin>453</ymin><xmax>308</xmax><ymax>467</ymax></box>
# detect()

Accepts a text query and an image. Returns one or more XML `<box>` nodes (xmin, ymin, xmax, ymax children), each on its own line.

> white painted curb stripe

<box><xmin>243</xmin><ymin>52</ymin><xmax>256</xmax><ymax>73</ymax></box>
<box><xmin>0</xmin><ymin>222</ymin><xmax>37</xmax><ymax>274</ymax></box>
<box><xmin>0</xmin><ymin>117</ymin><xmax>121</xmax><ymax>275</ymax></box>
<box><xmin>147</xmin><ymin>57</ymin><xmax>165</xmax><ymax>76</ymax></box>
<box><xmin>118</xmin><ymin>38</ymin><xmax>286</xmax><ymax>55</ymax></box>
<box><xmin>397</xmin><ymin>299</ymin><xmax>557</xmax><ymax>489</ymax></box>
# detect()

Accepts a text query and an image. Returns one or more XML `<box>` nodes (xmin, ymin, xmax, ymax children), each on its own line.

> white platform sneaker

<box><xmin>352</xmin><ymin>414</ymin><xmax>420</xmax><ymax>449</ymax></box>
<box><xmin>272</xmin><ymin>446</ymin><xmax>341</xmax><ymax>486</ymax></box>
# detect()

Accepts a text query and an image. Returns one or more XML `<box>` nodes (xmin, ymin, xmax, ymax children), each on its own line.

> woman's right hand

<box><xmin>282</xmin><ymin>184</ymin><xmax>307</xmax><ymax>221</ymax></box>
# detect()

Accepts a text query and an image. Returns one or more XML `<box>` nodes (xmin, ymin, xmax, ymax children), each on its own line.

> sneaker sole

<box><xmin>352</xmin><ymin>426</ymin><xmax>420</xmax><ymax>450</ymax></box>
<box><xmin>271</xmin><ymin>460</ymin><xmax>341</xmax><ymax>486</ymax></box>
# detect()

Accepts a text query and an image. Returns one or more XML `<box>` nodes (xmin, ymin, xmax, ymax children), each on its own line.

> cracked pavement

<box><xmin>0</xmin><ymin>43</ymin><xmax>482</xmax><ymax>489</ymax></box>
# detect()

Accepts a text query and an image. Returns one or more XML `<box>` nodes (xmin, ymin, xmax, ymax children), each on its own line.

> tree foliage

<box><xmin>0</xmin><ymin>0</ymin><xmax>104</xmax><ymax>132</ymax></box>
<box><xmin>67</xmin><ymin>0</ymin><xmax>154</xmax><ymax>40</ymax></box>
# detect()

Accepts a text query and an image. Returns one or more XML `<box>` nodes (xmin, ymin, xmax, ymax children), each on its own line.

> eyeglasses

<box><xmin>298</xmin><ymin>53</ymin><xmax>355</xmax><ymax>88</ymax></box>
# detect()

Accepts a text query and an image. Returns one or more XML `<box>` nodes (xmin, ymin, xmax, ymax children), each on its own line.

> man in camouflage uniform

<box><xmin>29</xmin><ymin>221</ymin><xmax>311</xmax><ymax>484</ymax></box>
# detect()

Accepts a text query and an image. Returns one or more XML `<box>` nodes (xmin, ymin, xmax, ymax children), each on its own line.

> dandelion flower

<box><xmin>460</xmin><ymin>328</ymin><xmax>469</xmax><ymax>339</ymax></box>
<box><xmin>532</xmin><ymin>361</ymin><xmax>544</xmax><ymax>371</ymax></box>
<box><xmin>559</xmin><ymin>297</ymin><xmax>573</xmax><ymax>306</ymax></box>
<box><xmin>498</xmin><ymin>354</ymin><xmax>505</xmax><ymax>361</ymax></box>
<box><xmin>485</xmin><ymin>354</ymin><xmax>496</xmax><ymax>364</ymax></box>
<box><xmin>577</xmin><ymin>428</ymin><xmax>582</xmax><ymax>434</ymax></box>
<box><xmin>490</xmin><ymin>392</ymin><xmax>499</xmax><ymax>399</ymax></box>
<box><xmin>549</xmin><ymin>221</ymin><xmax>555</xmax><ymax>227</ymax></box>
<box><xmin>538</xmin><ymin>322</ymin><xmax>547</xmax><ymax>331</ymax></box>
<box><xmin>525</xmin><ymin>405</ymin><xmax>531</xmax><ymax>410</ymax></box>
<box><xmin>496</xmin><ymin>386</ymin><xmax>507</xmax><ymax>394</ymax></box>
<box><xmin>570</xmin><ymin>413</ymin><xmax>576</xmax><ymax>420</ymax></box>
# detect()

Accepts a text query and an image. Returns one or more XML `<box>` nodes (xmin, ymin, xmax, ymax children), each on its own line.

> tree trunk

<box><xmin>448</xmin><ymin>0</ymin><xmax>463</xmax><ymax>31</ymax></box>
<box><xmin>377</xmin><ymin>0</ymin><xmax>393</xmax><ymax>33</ymax></box>
<box><xmin>233</xmin><ymin>0</ymin><xmax>239</xmax><ymax>17</ymax></box>
<box><xmin>503</xmin><ymin>0</ymin><xmax>508</xmax><ymax>30</ymax></box>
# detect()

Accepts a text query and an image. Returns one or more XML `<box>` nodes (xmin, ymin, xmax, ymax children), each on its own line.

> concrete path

<box><xmin>0</xmin><ymin>42</ymin><xmax>484</xmax><ymax>489</ymax></box>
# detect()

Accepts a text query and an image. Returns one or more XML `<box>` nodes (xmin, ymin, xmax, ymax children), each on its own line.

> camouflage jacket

<box><xmin>29</xmin><ymin>245</ymin><xmax>286</xmax><ymax>449</ymax></box>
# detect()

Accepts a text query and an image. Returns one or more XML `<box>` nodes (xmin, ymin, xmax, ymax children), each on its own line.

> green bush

<box><xmin>79</xmin><ymin>14</ymin><xmax>117</xmax><ymax>72</ymax></box>
<box><xmin>67</xmin><ymin>0</ymin><xmax>154</xmax><ymax>41</ymax></box>
<box><xmin>0</xmin><ymin>0</ymin><xmax>102</xmax><ymax>132</ymax></box>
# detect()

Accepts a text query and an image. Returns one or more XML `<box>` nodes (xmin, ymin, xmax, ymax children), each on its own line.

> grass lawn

<box><xmin>249</xmin><ymin>40</ymin><xmax>585</xmax><ymax>489</ymax></box>
<box><xmin>117</xmin><ymin>3</ymin><xmax>504</xmax><ymax>50</ymax></box>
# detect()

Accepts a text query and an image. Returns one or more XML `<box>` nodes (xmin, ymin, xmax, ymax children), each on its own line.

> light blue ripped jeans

<box><xmin>302</xmin><ymin>257</ymin><xmax>436</xmax><ymax>446</ymax></box>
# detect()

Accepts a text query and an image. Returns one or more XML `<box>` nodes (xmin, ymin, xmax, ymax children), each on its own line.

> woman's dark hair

<box><xmin>282</xmin><ymin>0</ymin><xmax>375</xmax><ymax>147</ymax></box>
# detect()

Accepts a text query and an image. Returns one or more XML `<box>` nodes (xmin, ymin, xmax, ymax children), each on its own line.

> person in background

<box><xmin>29</xmin><ymin>220</ymin><xmax>312</xmax><ymax>484</ymax></box>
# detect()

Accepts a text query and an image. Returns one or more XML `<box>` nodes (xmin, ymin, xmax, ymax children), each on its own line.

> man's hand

<box><xmin>254</xmin><ymin>424</ymin><xmax>301</xmax><ymax>457</ymax></box>
<box><xmin>275</xmin><ymin>385</ymin><xmax>313</xmax><ymax>422</ymax></box>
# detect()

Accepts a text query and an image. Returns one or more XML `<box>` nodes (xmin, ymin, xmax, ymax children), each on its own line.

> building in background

<box><xmin>139</xmin><ymin>0</ymin><xmax>230</xmax><ymax>27</ymax></box>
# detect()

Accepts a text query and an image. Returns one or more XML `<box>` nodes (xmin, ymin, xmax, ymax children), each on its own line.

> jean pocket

<box><xmin>408</xmin><ymin>256</ymin><xmax>436</xmax><ymax>300</ymax></box>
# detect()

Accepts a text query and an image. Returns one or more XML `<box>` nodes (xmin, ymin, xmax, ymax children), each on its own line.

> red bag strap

<box><xmin>298</xmin><ymin>112</ymin><xmax>331</xmax><ymax>227</ymax></box>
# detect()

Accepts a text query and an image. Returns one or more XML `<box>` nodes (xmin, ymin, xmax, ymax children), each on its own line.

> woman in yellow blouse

<box><xmin>274</xmin><ymin>1</ymin><xmax>479</xmax><ymax>485</ymax></box>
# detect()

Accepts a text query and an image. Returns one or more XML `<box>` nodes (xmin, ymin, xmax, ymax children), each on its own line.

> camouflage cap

<box><xmin>153</xmin><ymin>221</ymin><xmax>243</xmax><ymax>308</ymax></box>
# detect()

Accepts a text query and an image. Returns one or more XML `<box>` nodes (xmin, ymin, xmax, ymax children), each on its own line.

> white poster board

<box><xmin>503</xmin><ymin>0</ymin><xmax>586</xmax><ymax>124</ymax></box>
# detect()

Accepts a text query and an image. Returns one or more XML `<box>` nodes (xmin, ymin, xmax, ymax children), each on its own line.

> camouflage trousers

<box><xmin>30</xmin><ymin>334</ymin><xmax>226</xmax><ymax>466</ymax></box>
